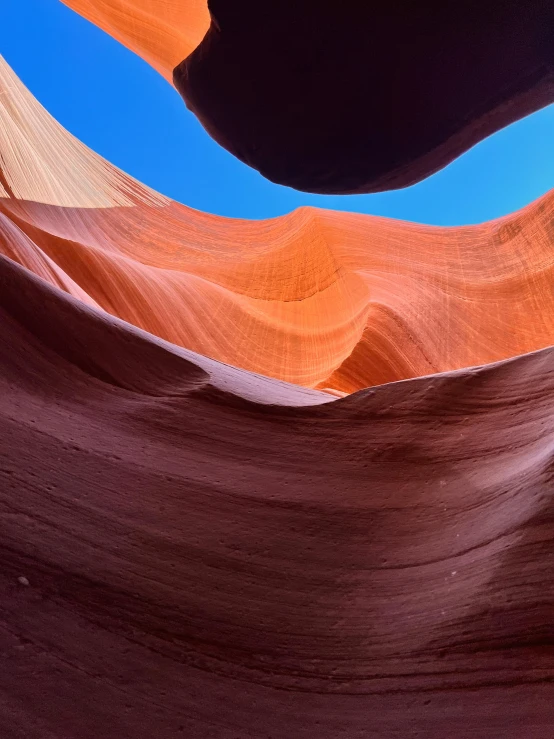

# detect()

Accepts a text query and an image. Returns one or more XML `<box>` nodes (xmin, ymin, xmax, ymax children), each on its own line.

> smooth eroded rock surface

<box><xmin>1</xmin><ymin>253</ymin><xmax>553</xmax><ymax>737</ymax></box>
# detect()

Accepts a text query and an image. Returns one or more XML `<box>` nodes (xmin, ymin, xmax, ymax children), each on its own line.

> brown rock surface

<box><xmin>2</xmin><ymin>57</ymin><xmax>554</xmax><ymax>394</ymax></box>
<box><xmin>1</xmin><ymin>249</ymin><xmax>554</xmax><ymax>738</ymax></box>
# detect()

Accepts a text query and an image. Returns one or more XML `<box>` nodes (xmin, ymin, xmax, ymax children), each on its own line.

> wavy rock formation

<box><xmin>1</xmin><ymin>8</ymin><xmax>554</xmax><ymax>731</ymax></box>
<box><xmin>1</xmin><ymin>251</ymin><xmax>554</xmax><ymax>738</ymax></box>
<box><xmin>2</xmin><ymin>57</ymin><xmax>554</xmax><ymax>395</ymax></box>
<box><xmin>65</xmin><ymin>0</ymin><xmax>554</xmax><ymax>194</ymax></box>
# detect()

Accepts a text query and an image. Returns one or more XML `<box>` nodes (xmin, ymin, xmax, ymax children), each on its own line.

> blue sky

<box><xmin>3</xmin><ymin>0</ymin><xmax>554</xmax><ymax>224</ymax></box>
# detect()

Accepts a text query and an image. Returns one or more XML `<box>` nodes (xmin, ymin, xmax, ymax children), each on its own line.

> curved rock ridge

<box><xmin>1</xmin><ymin>252</ymin><xmax>554</xmax><ymax>737</ymax></box>
<box><xmin>62</xmin><ymin>0</ymin><xmax>210</xmax><ymax>83</ymax></box>
<box><xmin>65</xmin><ymin>0</ymin><xmax>554</xmax><ymax>193</ymax></box>
<box><xmin>2</xmin><ymin>56</ymin><xmax>554</xmax><ymax>394</ymax></box>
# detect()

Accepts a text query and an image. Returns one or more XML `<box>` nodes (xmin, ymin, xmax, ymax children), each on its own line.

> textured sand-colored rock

<box><xmin>65</xmin><ymin>0</ymin><xmax>554</xmax><ymax>193</ymax></box>
<box><xmin>2</xmin><ymin>57</ymin><xmax>554</xmax><ymax>393</ymax></box>
<box><xmin>1</xmin><ymin>253</ymin><xmax>553</xmax><ymax>738</ymax></box>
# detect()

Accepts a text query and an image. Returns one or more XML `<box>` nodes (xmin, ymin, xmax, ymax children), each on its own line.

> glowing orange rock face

<box><xmin>1</xmin><ymin>57</ymin><xmax>554</xmax><ymax>394</ymax></box>
<box><xmin>61</xmin><ymin>0</ymin><xmax>210</xmax><ymax>82</ymax></box>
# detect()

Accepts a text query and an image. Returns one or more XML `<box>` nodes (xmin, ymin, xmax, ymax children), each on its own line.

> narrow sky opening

<box><xmin>2</xmin><ymin>0</ymin><xmax>554</xmax><ymax>225</ymax></box>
